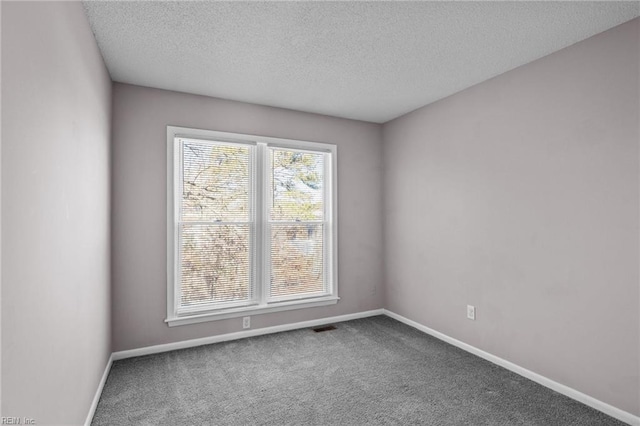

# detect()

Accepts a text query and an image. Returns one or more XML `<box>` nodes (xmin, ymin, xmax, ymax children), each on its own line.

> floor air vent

<box><xmin>312</xmin><ymin>325</ymin><xmax>337</xmax><ymax>333</ymax></box>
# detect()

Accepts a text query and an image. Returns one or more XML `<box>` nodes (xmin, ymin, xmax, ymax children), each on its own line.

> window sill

<box><xmin>165</xmin><ymin>296</ymin><xmax>340</xmax><ymax>327</ymax></box>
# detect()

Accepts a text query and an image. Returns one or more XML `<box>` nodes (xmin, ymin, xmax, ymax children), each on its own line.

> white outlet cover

<box><xmin>467</xmin><ymin>305</ymin><xmax>476</xmax><ymax>320</ymax></box>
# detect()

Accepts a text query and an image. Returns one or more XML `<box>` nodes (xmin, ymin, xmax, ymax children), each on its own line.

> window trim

<box><xmin>166</xmin><ymin>126</ymin><xmax>338</xmax><ymax>327</ymax></box>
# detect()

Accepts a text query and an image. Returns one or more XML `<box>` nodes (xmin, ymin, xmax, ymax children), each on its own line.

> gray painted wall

<box><xmin>383</xmin><ymin>18</ymin><xmax>639</xmax><ymax>416</ymax></box>
<box><xmin>1</xmin><ymin>2</ymin><xmax>112</xmax><ymax>424</ymax></box>
<box><xmin>111</xmin><ymin>83</ymin><xmax>384</xmax><ymax>352</ymax></box>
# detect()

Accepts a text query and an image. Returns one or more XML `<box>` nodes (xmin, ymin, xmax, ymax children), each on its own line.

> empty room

<box><xmin>1</xmin><ymin>1</ymin><xmax>639</xmax><ymax>425</ymax></box>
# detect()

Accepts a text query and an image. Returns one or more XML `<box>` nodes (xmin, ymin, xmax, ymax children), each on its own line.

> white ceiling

<box><xmin>83</xmin><ymin>1</ymin><xmax>639</xmax><ymax>123</ymax></box>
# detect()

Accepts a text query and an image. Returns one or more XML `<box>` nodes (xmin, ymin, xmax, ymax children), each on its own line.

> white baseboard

<box><xmin>112</xmin><ymin>309</ymin><xmax>384</xmax><ymax>361</ymax></box>
<box><xmin>383</xmin><ymin>309</ymin><xmax>640</xmax><ymax>426</ymax></box>
<box><xmin>84</xmin><ymin>353</ymin><xmax>113</xmax><ymax>426</ymax></box>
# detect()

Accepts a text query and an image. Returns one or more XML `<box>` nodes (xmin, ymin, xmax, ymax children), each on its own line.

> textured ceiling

<box><xmin>83</xmin><ymin>1</ymin><xmax>639</xmax><ymax>123</ymax></box>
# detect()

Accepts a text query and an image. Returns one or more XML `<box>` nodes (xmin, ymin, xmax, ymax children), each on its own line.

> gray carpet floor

<box><xmin>92</xmin><ymin>316</ymin><xmax>626</xmax><ymax>425</ymax></box>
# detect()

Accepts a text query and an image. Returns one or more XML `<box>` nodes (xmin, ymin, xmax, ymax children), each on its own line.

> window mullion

<box><xmin>255</xmin><ymin>143</ymin><xmax>268</xmax><ymax>306</ymax></box>
<box><xmin>263</xmin><ymin>144</ymin><xmax>272</xmax><ymax>304</ymax></box>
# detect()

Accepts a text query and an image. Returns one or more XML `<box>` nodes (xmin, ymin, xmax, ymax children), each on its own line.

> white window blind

<box><xmin>269</xmin><ymin>148</ymin><xmax>326</xmax><ymax>300</ymax></box>
<box><xmin>167</xmin><ymin>127</ymin><xmax>338</xmax><ymax>326</ymax></box>
<box><xmin>178</xmin><ymin>139</ymin><xmax>254</xmax><ymax>311</ymax></box>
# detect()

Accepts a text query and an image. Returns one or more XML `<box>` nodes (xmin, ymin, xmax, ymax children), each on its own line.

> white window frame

<box><xmin>166</xmin><ymin>126</ymin><xmax>338</xmax><ymax>327</ymax></box>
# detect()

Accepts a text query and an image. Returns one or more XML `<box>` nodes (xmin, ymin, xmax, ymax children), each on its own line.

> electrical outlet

<box><xmin>467</xmin><ymin>305</ymin><xmax>476</xmax><ymax>321</ymax></box>
<box><xmin>242</xmin><ymin>316</ymin><xmax>250</xmax><ymax>329</ymax></box>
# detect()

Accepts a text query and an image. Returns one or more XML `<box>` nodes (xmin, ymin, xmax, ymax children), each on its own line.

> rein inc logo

<box><xmin>1</xmin><ymin>418</ymin><xmax>35</xmax><ymax>425</ymax></box>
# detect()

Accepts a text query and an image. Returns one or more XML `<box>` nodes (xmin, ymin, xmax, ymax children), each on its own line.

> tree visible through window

<box><xmin>180</xmin><ymin>142</ymin><xmax>251</xmax><ymax>307</ymax></box>
<box><xmin>270</xmin><ymin>149</ymin><xmax>325</xmax><ymax>298</ymax></box>
<box><xmin>167</xmin><ymin>127</ymin><xmax>337</xmax><ymax>324</ymax></box>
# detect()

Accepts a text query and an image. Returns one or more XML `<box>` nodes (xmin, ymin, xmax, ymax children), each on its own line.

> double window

<box><xmin>166</xmin><ymin>126</ymin><xmax>338</xmax><ymax>326</ymax></box>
